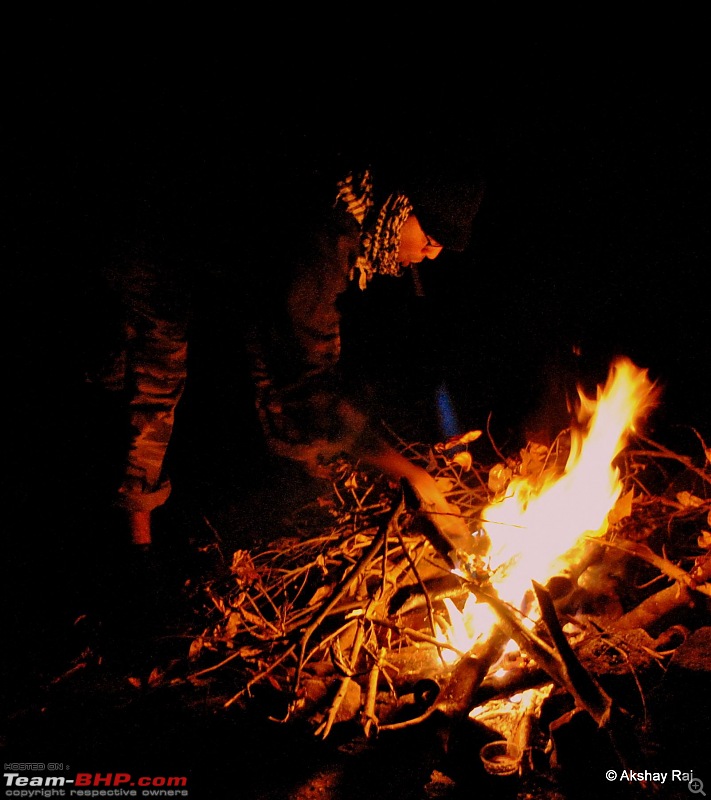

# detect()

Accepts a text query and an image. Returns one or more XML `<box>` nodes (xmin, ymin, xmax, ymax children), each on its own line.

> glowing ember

<box><xmin>443</xmin><ymin>357</ymin><xmax>659</xmax><ymax>653</ymax></box>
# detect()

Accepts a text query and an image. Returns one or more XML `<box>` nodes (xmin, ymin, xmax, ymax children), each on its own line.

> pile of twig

<box><xmin>184</xmin><ymin>448</ymin><xmax>469</xmax><ymax>732</ymax></box>
<box><xmin>179</xmin><ymin>423</ymin><xmax>710</xmax><ymax>749</ymax></box>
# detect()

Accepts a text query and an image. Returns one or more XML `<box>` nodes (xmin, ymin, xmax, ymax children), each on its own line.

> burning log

<box><xmin>429</xmin><ymin>628</ymin><xmax>511</xmax><ymax>725</ymax></box>
<box><xmin>533</xmin><ymin>581</ymin><xmax>613</xmax><ymax>726</ymax></box>
<box><xmin>475</xmin><ymin>662</ymin><xmax>551</xmax><ymax>703</ymax></box>
<box><xmin>614</xmin><ymin>583</ymin><xmax>698</xmax><ymax>633</ymax></box>
<box><xmin>388</xmin><ymin>573</ymin><xmax>469</xmax><ymax>616</ymax></box>
<box><xmin>611</xmin><ymin>550</ymin><xmax>710</xmax><ymax>633</ymax></box>
<box><xmin>606</xmin><ymin>540</ymin><xmax>711</xmax><ymax>598</ymax></box>
<box><xmin>420</xmin><ymin>629</ymin><xmax>510</xmax><ymax>725</ymax></box>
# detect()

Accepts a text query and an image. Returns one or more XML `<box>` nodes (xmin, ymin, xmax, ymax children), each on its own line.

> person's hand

<box><xmin>362</xmin><ymin>446</ymin><xmax>472</xmax><ymax>554</ymax></box>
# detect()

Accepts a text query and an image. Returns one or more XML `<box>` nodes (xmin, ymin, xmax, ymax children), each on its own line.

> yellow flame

<box><xmin>443</xmin><ymin>357</ymin><xmax>658</xmax><ymax>653</ymax></box>
<box><xmin>440</xmin><ymin>595</ymin><xmax>501</xmax><ymax>662</ymax></box>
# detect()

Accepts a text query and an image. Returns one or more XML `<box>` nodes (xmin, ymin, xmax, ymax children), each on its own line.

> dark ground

<box><xmin>4</xmin><ymin>40</ymin><xmax>710</xmax><ymax>798</ymax></box>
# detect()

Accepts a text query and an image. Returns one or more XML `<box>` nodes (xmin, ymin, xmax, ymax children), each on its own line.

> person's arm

<box><xmin>245</xmin><ymin>209</ymin><xmax>360</xmax><ymax>463</ymax></box>
<box><xmin>345</xmin><ymin>409</ymin><xmax>473</xmax><ymax>555</ymax></box>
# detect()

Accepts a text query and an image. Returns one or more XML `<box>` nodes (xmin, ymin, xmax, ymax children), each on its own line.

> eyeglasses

<box><xmin>424</xmin><ymin>234</ymin><xmax>443</xmax><ymax>249</ymax></box>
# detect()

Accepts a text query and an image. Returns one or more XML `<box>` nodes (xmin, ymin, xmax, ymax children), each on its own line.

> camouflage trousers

<box><xmin>96</xmin><ymin>259</ymin><xmax>191</xmax><ymax>513</ymax></box>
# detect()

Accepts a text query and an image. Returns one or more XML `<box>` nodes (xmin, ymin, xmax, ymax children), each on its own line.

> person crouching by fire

<box><xmin>91</xmin><ymin>148</ymin><xmax>486</xmax><ymax>561</ymax></box>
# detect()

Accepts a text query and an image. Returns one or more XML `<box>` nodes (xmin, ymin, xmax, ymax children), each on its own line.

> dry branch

<box><xmin>601</xmin><ymin>540</ymin><xmax>711</xmax><ymax>598</ymax></box>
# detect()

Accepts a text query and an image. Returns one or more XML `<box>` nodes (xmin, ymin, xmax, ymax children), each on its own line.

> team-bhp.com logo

<box><xmin>5</xmin><ymin>772</ymin><xmax>189</xmax><ymax>793</ymax></box>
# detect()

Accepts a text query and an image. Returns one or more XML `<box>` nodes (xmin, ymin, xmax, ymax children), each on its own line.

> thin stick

<box><xmin>318</xmin><ymin>621</ymin><xmax>366</xmax><ymax>739</ymax></box>
<box><xmin>224</xmin><ymin>644</ymin><xmax>296</xmax><ymax>709</ymax></box>
<box><xmin>367</xmin><ymin>616</ymin><xmax>466</xmax><ymax>657</ymax></box>
<box><xmin>363</xmin><ymin>646</ymin><xmax>387</xmax><ymax>738</ymax></box>
<box><xmin>294</xmin><ymin>502</ymin><xmax>400</xmax><ymax>691</ymax></box>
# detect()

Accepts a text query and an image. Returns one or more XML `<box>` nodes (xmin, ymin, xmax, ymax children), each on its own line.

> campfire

<box><xmin>163</xmin><ymin>357</ymin><xmax>709</xmax><ymax>793</ymax></box>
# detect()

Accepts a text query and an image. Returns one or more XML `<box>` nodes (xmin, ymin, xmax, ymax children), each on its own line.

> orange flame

<box><xmin>443</xmin><ymin>357</ymin><xmax>659</xmax><ymax>655</ymax></box>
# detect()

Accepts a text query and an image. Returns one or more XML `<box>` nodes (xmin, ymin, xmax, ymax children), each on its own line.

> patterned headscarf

<box><xmin>335</xmin><ymin>169</ymin><xmax>413</xmax><ymax>290</ymax></box>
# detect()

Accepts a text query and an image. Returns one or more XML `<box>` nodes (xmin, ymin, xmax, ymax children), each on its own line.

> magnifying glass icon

<box><xmin>689</xmin><ymin>778</ymin><xmax>706</xmax><ymax>796</ymax></box>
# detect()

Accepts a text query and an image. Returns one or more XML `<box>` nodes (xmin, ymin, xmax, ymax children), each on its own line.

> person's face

<box><xmin>397</xmin><ymin>214</ymin><xmax>444</xmax><ymax>267</ymax></box>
